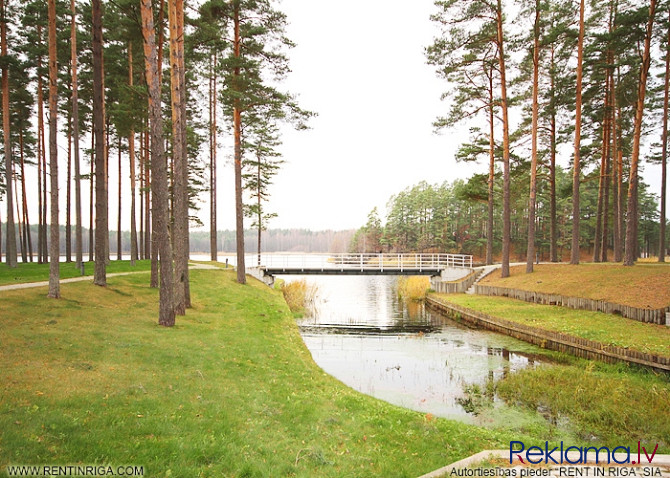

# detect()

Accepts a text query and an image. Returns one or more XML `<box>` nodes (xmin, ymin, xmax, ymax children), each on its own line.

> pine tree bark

<box><xmin>66</xmin><ymin>116</ymin><xmax>72</xmax><ymax>262</ymax></box>
<box><xmin>141</xmin><ymin>0</ymin><xmax>176</xmax><ymax>326</ymax></box>
<box><xmin>496</xmin><ymin>0</ymin><xmax>511</xmax><ymax>278</ymax></box>
<box><xmin>117</xmin><ymin>137</ymin><xmax>122</xmax><ymax>260</ymax></box>
<box><xmin>14</xmin><ymin>172</ymin><xmax>23</xmax><ymax>261</ymax></box>
<box><xmin>233</xmin><ymin>2</ymin><xmax>246</xmax><ymax>284</ymax></box>
<box><xmin>624</xmin><ymin>0</ymin><xmax>657</xmax><ymax>266</ymax></box>
<box><xmin>129</xmin><ymin>42</ymin><xmax>138</xmax><ymax>266</ymax></box>
<box><xmin>168</xmin><ymin>0</ymin><xmax>189</xmax><ymax>313</ymax></box>
<box><xmin>526</xmin><ymin>0</ymin><xmax>540</xmax><ymax>273</ymax></box>
<box><xmin>593</xmin><ymin>89</ymin><xmax>610</xmax><ymax>262</ymax></box>
<box><xmin>19</xmin><ymin>132</ymin><xmax>32</xmax><ymax>261</ymax></box>
<box><xmin>37</xmin><ymin>67</ymin><xmax>43</xmax><ymax>264</ymax></box>
<box><xmin>89</xmin><ymin>128</ymin><xmax>94</xmax><ymax>262</ymax></box>
<box><xmin>70</xmin><ymin>0</ymin><xmax>83</xmax><ymax>271</ymax></box>
<box><xmin>658</xmin><ymin>9</ymin><xmax>669</xmax><ymax>262</ymax></box>
<box><xmin>549</xmin><ymin>45</ymin><xmax>558</xmax><ymax>263</ymax></box>
<box><xmin>47</xmin><ymin>0</ymin><xmax>60</xmax><ymax>298</ymax></box>
<box><xmin>210</xmin><ymin>52</ymin><xmax>218</xmax><ymax>262</ymax></box>
<box><xmin>92</xmin><ymin>0</ymin><xmax>107</xmax><ymax>285</ymax></box>
<box><xmin>571</xmin><ymin>0</ymin><xmax>585</xmax><ymax>265</ymax></box>
<box><xmin>144</xmin><ymin>127</ymin><xmax>151</xmax><ymax>263</ymax></box>
<box><xmin>486</xmin><ymin>64</ymin><xmax>495</xmax><ymax>266</ymax></box>
<box><xmin>1</xmin><ymin>0</ymin><xmax>17</xmax><ymax>268</ymax></box>
<box><xmin>139</xmin><ymin>130</ymin><xmax>144</xmax><ymax>259</ymax></box>
<box><xmin>600</xmin><ymin>61</ymin><xmax>614</xmax><ymax>263</ymax></box>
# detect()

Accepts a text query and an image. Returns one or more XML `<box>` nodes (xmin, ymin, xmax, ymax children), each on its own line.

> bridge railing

<box><xmin>250</xmin><ymin>253</ymin><xmax>473</xmax><ymax>271</ymax></box>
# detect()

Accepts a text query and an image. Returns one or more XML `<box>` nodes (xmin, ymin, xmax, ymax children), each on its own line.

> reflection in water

<box><xmin>287</xmin><ymin>275</ymin><xmax>548</xmax><ymax>424</ymax></box>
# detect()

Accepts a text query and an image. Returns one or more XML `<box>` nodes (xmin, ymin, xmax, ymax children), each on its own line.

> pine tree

<box><xmin>659</xmin><ymin>8</ymin><xmax>669</xmax><ymax>262</ymax></box>
<box><xmin>70</xmin><ymin>0</ymin><xmax>82</xmax><ymax>271</ymax></box>
<box><xmin>47</xmin><ymin>0</ymin><xmax>59</xmax><ymax>298</ymax></box>
<box><xmin>219</xmin><ymin>0</ymin><xmax>310</xmax><ymax>284</ymax></box>
<box><xmin>624</xmin><ymin>0</ymin><xmax>657</xmax><ymax>266</ymax></box>
<box><xmin>141</xmin><ymin>0</ymin><xmax>176</xmax><ymax>326</ymax></box>
<box><xmin>168</xmin><ymin>0</ymin><xmax>189</xmax><ymax>313</ymax></box>
<box><xmin>571</xmin><ymin>0</ymin><xmax>586</xmax><ymax>265</ymax></box>
<box><xmin>1</xmin><ymin>0</ymin><xmax>17</xmax><ymax>268</ymax></box>
<box><xmin>92</xmin><ymin>0</ymin><xmax>107</xmax><ymax>285</ymax></box>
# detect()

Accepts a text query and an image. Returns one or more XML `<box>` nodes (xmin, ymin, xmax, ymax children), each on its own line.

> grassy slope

<box><xmin>479</xmin><ymin>263</ymin><xmax>670</xmax><ymax>309</ymax></box>
<box><xmin>1</xmin><ymin>269</ymin><xmax>513</xmax><ymax>478</ymax></box>
<box><xmin>0</xmin><ymin>260</ymin><xmax>152</xmax><ymax>286</ymax></box>
<box><xmin>431</xmin><ymin>294</ymin><xmax>670</xmax><ymax>357</ymax></box>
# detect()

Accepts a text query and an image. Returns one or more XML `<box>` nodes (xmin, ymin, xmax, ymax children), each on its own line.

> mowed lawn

<box><xmin>480</xmin><ymin>263</ymin><xmax>670</xmax><ymax>309</ymax></box>
<box><xmin>0</xmin><ymin>268</ymin><xmax>513</xmax><ymax>477</ymax></box>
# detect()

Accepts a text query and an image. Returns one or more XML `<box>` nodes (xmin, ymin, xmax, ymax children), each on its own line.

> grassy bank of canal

<box><xmin>428</xmin><ymin>293</ymin><xmax>670</xmax><ymax>450</ymax></box>
<box><xmin>1</xmin><ymin>267</ymin><xmax>518</xmax><ymax>477</ymax></box>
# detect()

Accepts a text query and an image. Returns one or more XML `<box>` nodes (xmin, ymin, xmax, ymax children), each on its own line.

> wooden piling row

<box><xmin>426</xmin><ymin>297</ymin><xmax>670</xmax><ymax>372</ymax></box>
<box><xmin>473</xmin><ymin>284</ymin><xmax>669</xmax><ymax>325</ymax></box>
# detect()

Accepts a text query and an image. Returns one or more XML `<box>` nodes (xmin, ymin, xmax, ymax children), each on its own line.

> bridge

<box><xmin>248</xmin><ymin>253</ymin><xmax>473</xmax><ymax>285</ymax></box>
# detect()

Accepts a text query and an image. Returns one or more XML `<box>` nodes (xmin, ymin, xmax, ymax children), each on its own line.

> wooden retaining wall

<box><xmin>431</xmin><ymin>271</ymin><xmax>478</xmax><ymax>294</ymax></box>
<box><xmin>426</xmin><ymin>296</ymin><xmax>670</xmax><ymax>373</ymax></box>
<box><xmin>473</xmin><ymin>284</ymin><xmax>669</xmax><ymax>325</ymax></box>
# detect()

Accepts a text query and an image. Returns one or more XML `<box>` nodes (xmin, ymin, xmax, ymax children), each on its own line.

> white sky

<box><xmin>209</xmin><ymin>0</ymin><xmax>480</xmax><ymax>232</ymax></box>
<box><xmin>3</xmin><ymin>0</ymin><xmax>668</xmax><ymax>236</ymax></box>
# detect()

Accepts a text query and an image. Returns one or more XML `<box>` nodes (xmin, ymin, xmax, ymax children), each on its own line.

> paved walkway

<box><xmin>0</xmin><ymin>262</ymin><xmax>222</xmax><ymax>293</ymax></box>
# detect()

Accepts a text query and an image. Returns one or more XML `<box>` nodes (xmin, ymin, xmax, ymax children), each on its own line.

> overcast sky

<box><xmin>209</xmin><ymin>0</ymin><xmax>481</xmax><ymax>232</ymax></box>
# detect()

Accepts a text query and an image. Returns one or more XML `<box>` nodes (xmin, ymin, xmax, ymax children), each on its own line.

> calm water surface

<box><xmin>285</xmin><ymin>275</ymin><xmax>550</xmax><ymax>424</ymax></box>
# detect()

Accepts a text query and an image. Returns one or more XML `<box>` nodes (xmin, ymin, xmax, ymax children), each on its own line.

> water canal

<box><xmin>283</xmin><ymin>274</ymin><xmax>556</xmax><ymax>427</ymax></box>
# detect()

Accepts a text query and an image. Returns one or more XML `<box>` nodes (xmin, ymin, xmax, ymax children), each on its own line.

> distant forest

<box><xmin>0</xmin><ymin>225</ymin><xmax>355</xmax><ymax>257</ymax></box>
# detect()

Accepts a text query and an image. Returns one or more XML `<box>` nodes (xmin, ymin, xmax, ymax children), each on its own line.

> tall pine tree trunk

<box><xmin>624</xmin><ymin>0</ymin><xmax>657</xmax><ymax>266</ymax></box>
<box><xmin>526</xmin><ymin>0</ymin><xmax>540</xmax><ymax>273</ymax></box>
<box><xmin>1</xmin><ymin>0</ymin><xmax>17</xmax><ymax>268</ymax></box>
<box><xmin>92</xmin><ymin>0</ymin><xmax>107</xmax><ymax>285</ymax></box>
<box><xmin>139</xmin><ymin>130</ymin><xmax>144</xmax><ymax>259</ymax></box>
<box><xmin>47</xmin><ymin>0</ymin><xmax>60</xmax><ymax>298</ymax></box>
<box><xmin>233</xmin><ymin>2</ymin><xmax>246</xmax><ymax>284</ymax></box>
<box><xmin>658</xmin><ymin>9</ymin><xmax>669</xmax><ymax>262</ymax></box>
<box><xmin>141</xmin><ymin>0</ymin><xmax>175</xmax><ymax>327</ymax></box>
<box><xmin>496</xmin><ymin>0</ymin><xmax>511</xmax><ymax>278</ymax></box>
<box><xmin>486</xmin><ymin>64</ymin><xmax>495</xmax><ymax>266</ymax></box>
<box><xmin>117</xmin><ymin>137</ymin><xmax>122</xmax><ymax>260</ymax></box>
<box><xmin>144</xmin><ymin>127</ymin><xmax>151</xmax><ymax>263</ymax></box>
<box><xmin>549</xmin><ymin>44</ymin><xmax>558</xmax><ymax>263</ymax></box>
<box><xmin>129</xmin><ymin>42</ymin><xmax>138</xmax><ymax>266</ymax></box>
<box><xmin>19</xmin><ymin>132</ymin><xmax>32</xmax><ymax>261</ymax></box>
<box><xmin>168</xmin><ymin>0</ymin><xmax>190</xmax><ymax>313</ymax></box>
<box><xmin>210</xmin><ymin>52</ymin><xmax>218</xmax><ymax>262</ymax></box>
<box><xmin>89</xmin><ymin>128</ymin><xmax>94</xmax><ymax>262</ymax></box>
<box><xmin>571</xmin><ymin>0</ymin><xmax>585</xmax><ymax>265</ymax></box>
<box><xmin>66</xmin><ymin>115</ymin><xmax>72</xmax><ymax>262</ymax></box>
<box><xmin>601</xmin><ymin>61</ymin><xmax>614</xmax><ymax>263</ymax></box>
<box><xmin>71</xmin><ymin>0</ymin><xmax>83</xmax><ymax>271</ymax></box>
<box><xmin>593</xmin><ymin>89</ymin><xmax>610</xmax><ymax>262</ymax></box>
<box><xmin>37</xmin><ymin>68</ymin><xmax>43</xmax><ymax>264</ymax></box>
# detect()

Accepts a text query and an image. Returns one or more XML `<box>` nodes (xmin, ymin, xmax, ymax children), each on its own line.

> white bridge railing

<box><xmin>250</xmin><ymin>253</ymin><xmax>473</xmax><ymax>272</ymax></box>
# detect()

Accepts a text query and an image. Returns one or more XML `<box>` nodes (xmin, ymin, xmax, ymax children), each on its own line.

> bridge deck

<box><xmin>265</xmin><ymin>268</ymin><xmax>444</xmax><ymax>276</ymax></box>
<box><xmin>252</xmin><ymin>253</ymin><xmax>473</xmax><ymax>276</ymax></box>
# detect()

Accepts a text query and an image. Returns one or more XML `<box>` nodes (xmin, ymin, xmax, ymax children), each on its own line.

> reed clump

<box><xmin>280</xmin><ymin>279</ymin><xmax>318</xmax><ymax>316</ymax></box>
<box><xmin>397</xmin><ymin>276</ymin><xmax>431</xmax><ymax>301</ymax></box>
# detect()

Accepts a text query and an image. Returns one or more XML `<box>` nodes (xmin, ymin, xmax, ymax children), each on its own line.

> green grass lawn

<box><xmin>0</xmin><ymin>260</ymin><xmax>152</xmax><ymax>286</ymax></box>
<box><xmin>430</xmin><ymin>293</ymin><xmax>670</xmax><ymax>357</ymax></box>
<box><xmin>1</xmin><ymin>269</ymin><xmax>515</xmax><ymax>477</ymax></box>
<box><xmin>479</xmin><ymin>263</ymin><xmax>670</xmax><ymax>309</ymax></box>
<box><xmin>2</xmin><ymin>267</ymin><xmax>669</xmax><ymax>477</ymax></box>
